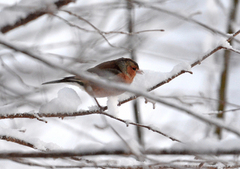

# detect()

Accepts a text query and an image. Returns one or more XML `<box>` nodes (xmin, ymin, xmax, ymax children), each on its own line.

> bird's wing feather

<box><xmin>87</xmin><ymin>67</ymin><xmax>123</xmax><ymax>82</ymax></box>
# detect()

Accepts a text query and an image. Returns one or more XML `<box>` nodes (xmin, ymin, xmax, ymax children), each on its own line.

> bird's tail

<box><xmin>42</xmin><ymin>76</ymin><xmax>84</xmax><ymax>86</ymax></box>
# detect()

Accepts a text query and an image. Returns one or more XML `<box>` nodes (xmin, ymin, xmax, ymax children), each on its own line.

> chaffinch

<box><xmin>42</xmin><ymin>57</ymin><xmax>142</xmax><ymax>108</ymax></box>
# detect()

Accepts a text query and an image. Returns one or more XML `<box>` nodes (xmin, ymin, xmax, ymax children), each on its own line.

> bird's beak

<box><xmin>137</xmin><ymin>69</ymin><xmax>144</xmax><ymax>74</ymax></box>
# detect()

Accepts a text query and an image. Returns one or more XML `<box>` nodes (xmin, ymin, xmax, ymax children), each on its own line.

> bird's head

<box><xmin>117</xmin><ymin>58</ymin><xmax>143</xmax><ymax>83</ymax></box>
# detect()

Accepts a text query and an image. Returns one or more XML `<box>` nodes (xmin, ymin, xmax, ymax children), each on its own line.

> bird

<box><xmin>42</xmin><ymin>58</ymin><xmax>142</xmax><ymax>109</ymax></box>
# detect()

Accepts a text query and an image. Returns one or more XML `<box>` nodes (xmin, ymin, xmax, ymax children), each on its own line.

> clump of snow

<box><xmin>132</xmin><ymin>70</ymin><xmax>166</xmax><ymax>89</ymax></box>
<box><xmin>217</xmin><ymin>37</ymin><xmax>233</xmax><ymax>49</ymax></box>
<box><xmin>107</xmin><ymin>96</ymin><xmax>119</xmax><ymax>116</ymax></box>
<box><xmin>39</xmin><ymin>87</ymin><xmax>81</xmax><ymax>113</ymax></box>
<box><xmin>169</xmin><ymin>62</ymin><xmax>191</xmax><ymax>76</ymax></box>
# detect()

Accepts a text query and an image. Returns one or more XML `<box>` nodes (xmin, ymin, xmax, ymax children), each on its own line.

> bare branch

<box><xmin>1</xmin><ymin>148</ymin><xmax>240</xmax><ymax>159</ymax></box>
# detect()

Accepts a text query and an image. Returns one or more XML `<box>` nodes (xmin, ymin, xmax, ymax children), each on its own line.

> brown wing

<box><xmin>87</xmin><ymin>59</ymin><xmax>123</xmax><ymax>81</ymax></box>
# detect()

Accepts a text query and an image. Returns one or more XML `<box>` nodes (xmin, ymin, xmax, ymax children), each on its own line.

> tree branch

<box><xmin>1</xmin><ymin>148</ymin><xmax>240</xmax><ymax>159</ymax></box>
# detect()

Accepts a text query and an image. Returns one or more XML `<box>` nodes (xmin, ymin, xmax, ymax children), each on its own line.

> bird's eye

<box><xmin>132</xmin><ymin>67</ymin><xmax>136</xmax><ymax>70</ymax></box>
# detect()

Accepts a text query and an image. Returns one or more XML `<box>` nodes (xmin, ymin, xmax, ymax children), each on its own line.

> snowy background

<box><xmin>0</xmin><ymin>0</ymin><xmax>240</xmax><ymax>168</ymax></box>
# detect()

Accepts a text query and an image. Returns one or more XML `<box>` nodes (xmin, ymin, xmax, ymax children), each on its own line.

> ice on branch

<box><xmin>39</xmin><ymin>87</ymin><xmax>81</xmax><ymax>114</ymax></box>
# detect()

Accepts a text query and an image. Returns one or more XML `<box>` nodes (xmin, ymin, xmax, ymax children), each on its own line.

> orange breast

<box><xmin>84</xmin><ymin>83</ymin><xmax>124</xmax><ymax>98</ymax></box>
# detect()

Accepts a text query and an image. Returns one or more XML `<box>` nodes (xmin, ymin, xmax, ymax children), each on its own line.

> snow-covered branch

<box><xmin>0</xmin><ymin>0</ymin><xmax>75</xmax><ymax>33</ymax></box>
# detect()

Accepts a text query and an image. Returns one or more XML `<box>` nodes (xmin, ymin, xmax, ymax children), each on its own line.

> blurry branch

<box><xmin>207</xmin><ymin>108</ymin><xmax>240</xmax><ymax>116</ymax></box>
<box><xmin>158</xmin><ymin>95</ymin><xmax>240</xmax><ymax>115</ymax></box>
<box><xmin>52</xmin><ymin>12</ymin><xmax>164</xmax><ymax>35</ymax></box>
<box><xmin>103</xmin><ymin>29</ymin><xmax>164</xmax><ymax>35</ymax></box>
<box><xmin>126</xmin><ymin>0</ymin><xmax>144</xmax><ymax>147</ymax></box>
<box><xmin>51</xmin><ymin>14</ymin><xmax>95</xmax><ymax>32</ymax></box>
<box><xmin>0</xmin><ymin>31</ymin><xmax>240</xmax><ymax>137</ymax></box>
<box><xmin>0</xmin><ymin>0</ymin><xmax>75</xmax><ymax>34</ymax></box>
<box><xmin>133</xmin><ymin>1</ymin><xmax>240</xmax><ymax>44</ymax></box>
<box><xmin>60</xmin><ymin>9</ymin><xmax>165</xmax><ymax>35</ymax></box>
<box><xmin>216</xmin><ymin>0</ymin><xmax>238</xmax><ymax>139</ymax></box>
<box><xmin>166</xmin><ymin>95</ymin><xmax>240</xmax><ymax>109</ymax></box>
<box><xmin>0</xmin><ymin>83</ymin><xmax>42</xmax><ymax>107</ymax></box>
